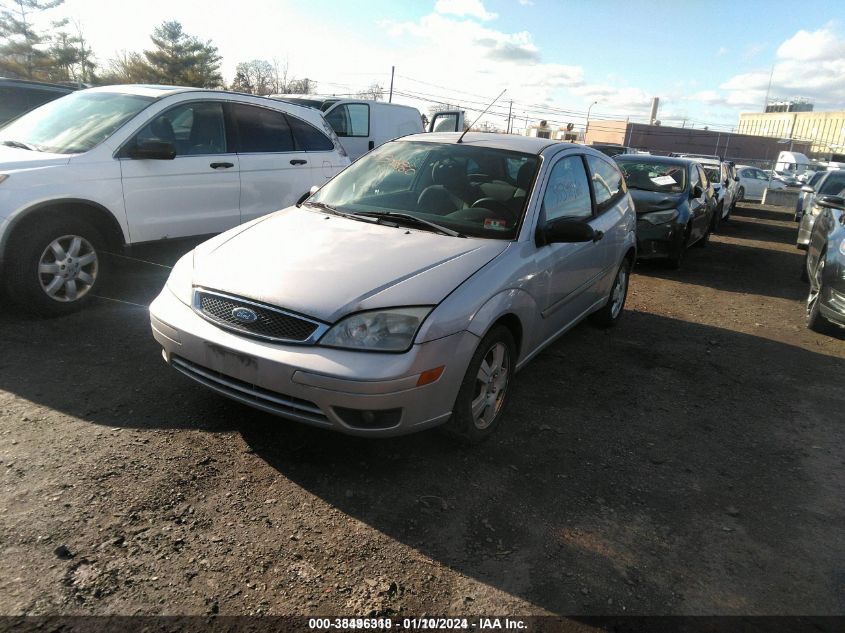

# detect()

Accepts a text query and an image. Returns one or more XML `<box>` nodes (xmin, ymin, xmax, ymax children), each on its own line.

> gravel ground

<box><xmin>0</xmin><ymin>202</ymin><xmax>843</xmax><ymax>617</ymax></box>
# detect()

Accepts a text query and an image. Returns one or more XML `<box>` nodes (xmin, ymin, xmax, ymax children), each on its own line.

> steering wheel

<box><xmin>471</xmin><ymin>197</ymin><xmax>511</xmax><ymax>214</ymax></box>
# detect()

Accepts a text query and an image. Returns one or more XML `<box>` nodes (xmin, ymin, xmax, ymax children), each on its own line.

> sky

<box><xmin>29</xmin><ymin>0</ymin><xmax>845</xmax><ymax>134</ymax></box>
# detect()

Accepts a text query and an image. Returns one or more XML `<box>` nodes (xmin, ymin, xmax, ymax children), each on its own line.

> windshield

<box><xmin>615</xmin><ymin>159</ymin><xmax>687</xmax><ymax>193</ymax></box>
<box><xmin>0</xmin><ymin>91</ymin><xmax>154</xmax><ymax>154</ymax></box>
<box><xmin>704</xmin><ymin>167</ymin><xmax>721</xmax><ymax>184</ymax></box>
<box><xmin>308</xmin><ymin>140</ymin><xmax>540</xmax><ymax>240</ymax></box>
<box><xmin>819</xmin><ymin>173</ymin><xmax>845</xmax><ymax>195</ymax></box>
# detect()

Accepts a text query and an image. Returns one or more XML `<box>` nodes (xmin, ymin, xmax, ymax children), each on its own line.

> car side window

<box><xmin>286</xmin><ymin>114</ymin><xmax>335</xmax><ymax>152</ymax></box>
<box><xmin>230</xmin><ymin>103</ymin><xmax>294</xmax><ymax>153</ymax></box>
<box><xmin>585</xmin><ymin>154</ymin><xmax>624</xmax><ymax>211</ymax></box>
<box><xmin>133</xmin><ymin>102</ymin><xmax>227</xmax><ymax>156</ymax></box>
<box><xmin>689</xmin><ymin>166</ymin><xmax>701</xmax><ymax>188</ymax></box>
<box><xmin>325</xmin><ymin>104</ymin><xmax>369</xmax><ymax>138</ymax></box>
<box><xmin>754</xmin><ymin>169</ymin><xmax>769</xmax><ymax>181</ymax></box>
<box><xmin>541</xmin><ymin>155</ymin><xmax>593</xmax><ymax>222</ymax></box>
<box><xmin>698</xmin><ymin>166</ymin><xmax>708</xmax><ymax>186</ymax></box>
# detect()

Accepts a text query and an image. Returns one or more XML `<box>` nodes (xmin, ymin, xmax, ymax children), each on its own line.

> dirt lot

<box><xmin>0</xmin><ymin>202</ymin><xmax>843</xmax><ymax>617</ymax></box>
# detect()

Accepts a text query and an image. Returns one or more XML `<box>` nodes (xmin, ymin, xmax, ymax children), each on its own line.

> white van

<box><xmin>775</xmin><ymin>151</ymin><xmax>811</xmax><ymax>177</ymax></box>
<box><xmin>271</xmin><ymin>95</ymin><xmax>424</xmax><ymax>160</ymax></box>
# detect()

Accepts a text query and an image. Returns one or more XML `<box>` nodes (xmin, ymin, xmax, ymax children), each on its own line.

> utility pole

<box><xmin>507</xmin><ymin>100</ymin><xmax>513</xmax><ymax>134</ymax></box>
<box><xmin>388</xmin><ymin>66</ymin><xmax>394</xmax><ymax>103</ymax></box>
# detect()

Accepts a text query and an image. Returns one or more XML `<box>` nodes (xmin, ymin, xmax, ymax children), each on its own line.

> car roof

<box><xmin>0</xmin><ymin>77</ymin><xmax>77</xmax><ymax>92</ymax></box>
<box><xmin>616</xmin><ymin>154</ymin><xmax>697</xmax><ymax>167</ymax></box>
<box><xmin>400</xmin><ymin>132</ymin><xmax>566</xmax><ymax>155</ymax></box>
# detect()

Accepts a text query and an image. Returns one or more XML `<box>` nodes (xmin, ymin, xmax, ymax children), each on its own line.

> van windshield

<box><xmin>0</xmin><ymin>91</ymin><xmax>154</xmax><ymax>154</ymax></box>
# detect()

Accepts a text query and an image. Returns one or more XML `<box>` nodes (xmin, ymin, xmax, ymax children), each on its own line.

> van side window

<box><xmin>230</xmin><ymin>103</ymin><xmax>294</xmax><ymax>153</ymax></box>
<box><xmin>326</xmin><ymin>104</ymin><xmax>369</xmax><ymax>137</ymax></box>
<box><xmin>286</xmin><ymin>115</ymin><xmax>335</xmax><ymax>152</ymax></box>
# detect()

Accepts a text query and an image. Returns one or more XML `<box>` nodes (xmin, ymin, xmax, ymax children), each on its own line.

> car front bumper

<box><xmin>149</xmin><ymin>288</ymin><xmax>479</xmax><ymax>436</ymax></box>
<box><xmin>635</xmin><ymin>220</ymin><xmax>682</xmax><ymax>260</ymax></box>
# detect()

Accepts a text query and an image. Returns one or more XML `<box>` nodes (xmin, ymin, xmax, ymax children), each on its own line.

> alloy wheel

<box><xmin>610</xmin><ymin>265</ymin><xmax>629</xmax><ymax>319</ymax></box>
<box><xmin>38</xmin><ymin>234</ymin><xmax>99</xmax><ymax>303</ymax></box>
<box><xmin>470</xmin><ymin>341</ymin><xmax>510</xmax><ymax>430</ymax></box>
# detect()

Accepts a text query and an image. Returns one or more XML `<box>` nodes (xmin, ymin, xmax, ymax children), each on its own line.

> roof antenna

<box><xmin>457</xmin><ymin>88</ymin><xmax>506</xmax><ymax>143</ymax></box>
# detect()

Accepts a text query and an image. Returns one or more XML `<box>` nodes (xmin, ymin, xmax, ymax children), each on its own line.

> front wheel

<box><xmin>590</xmin><ymin>257</ymin><xmax>631</xmax><ymax>328</ymax></box>
<box><xmin>3</xmin><ymin>217</ymin><xmax>105</xmax><ymax>317</ymax></box>
<box><xmin>442</xmin><ymin>325</ymin><xmax>516</xmax><ymax>445</ymax></box>
<box><xmin>736</xmin><ymin>186</ymin><xmax>745</xmax><ymax>202</ymax></box>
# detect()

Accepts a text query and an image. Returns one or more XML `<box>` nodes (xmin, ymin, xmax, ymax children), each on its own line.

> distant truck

<box><xmin>775</xmin><ymin>151</ymin><xmax>811</xmax><ymax>177</ymax></box>
<box><xmin>272</xmin><ymin>95</ymin><xmax>425</xmax><ymax>160</ymax></box>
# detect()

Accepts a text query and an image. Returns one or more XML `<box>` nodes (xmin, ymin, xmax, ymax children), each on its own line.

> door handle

<box><xmin>592</xmin><ymin>230</ymin><xmax>604</xmax><ymax>242</ymax></box>
<box><xmin>210</xmin><ymin>162</ymin><xmax>234</xmax><ymax>169</ymax></box>
<box><xmin>290</xmin><ymin>159</ymin><xmax>308</xmax><ymax>165</ymax></box>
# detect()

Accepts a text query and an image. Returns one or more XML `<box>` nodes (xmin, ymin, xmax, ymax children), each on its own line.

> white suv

<box><xmin>0</xmin><ymin>85</ymin><xmax>350</xmax><ymax>315</ymax></box>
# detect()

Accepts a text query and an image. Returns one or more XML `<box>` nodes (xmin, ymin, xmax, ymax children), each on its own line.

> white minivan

<box><xmin>0</xmin><ymin>85</ymin><xmax>350</xmax><ymax>316</ymax></box>
<box><xmin>272</xmin><ymin>95</ymin><xmax>425</xmax><ymax>160</ymax></box>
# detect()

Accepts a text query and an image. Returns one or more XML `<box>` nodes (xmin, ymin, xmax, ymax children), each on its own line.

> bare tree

<box><xmin>355</xmin><ymin>82</ymin><xmax>383</xmax><ymax>101</ymax></box>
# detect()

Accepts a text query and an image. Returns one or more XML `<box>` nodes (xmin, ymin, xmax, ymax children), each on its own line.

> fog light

<box><xmin>416</xmin><ymin>366</ymin><xmax>445</xmax><ymax>386</ymax></box>
<box><xmin>333</xmin><ymin>407</ymin><xmax>402</xmax><ymax>429</ymax></box>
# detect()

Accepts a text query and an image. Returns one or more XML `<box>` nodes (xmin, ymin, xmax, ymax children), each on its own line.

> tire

<box><xmin>695</xmin><ymin>223</ymin><xmax>711</xmax><ymax>248</ymax></box>
<box><xmin>590</xmin><ymin>257</ymin><xmax>631</xmax><ymax>328</ymax></box>
<box><xmin>736</xmin><ymin>186</ymin><xmax>745</xmax><ymax>203</ymax></box>
<box><xmin>806</xmin><ymin>254</ymin><xmax>834</xmax><ymax>334</ymax></box>
<box><xmin>441</xmin><ymin>325</ymin><xmax>516</xmax><ymax>445</ymax></box>
<box><xmin>800</xmin><ymin>251</ymin><xmax>809</xmax><ymax>283</ymax></box>
<box><xmin>710</xmin><ymin>203</ymin><xmax>721</xmax><ymax>234</ymax></box>
<box><xmin>3</xmin><ymin>217</ymin><xmax>105</xmax><ymax>317</ymax></box>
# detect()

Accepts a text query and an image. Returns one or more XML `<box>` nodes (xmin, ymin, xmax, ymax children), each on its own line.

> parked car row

<box><xmin>614</xmin><ymin>154</ymin><xmax>718</xmax><ymax>268</ymax></box>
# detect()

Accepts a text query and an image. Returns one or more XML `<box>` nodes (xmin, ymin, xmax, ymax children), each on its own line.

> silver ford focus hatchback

<box><xmin>150</xmin><ymin>133</ymin><xmax>636</xmax><ymax>442</ymax></box>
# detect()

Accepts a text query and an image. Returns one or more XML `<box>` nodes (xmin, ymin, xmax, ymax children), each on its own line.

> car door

<box><xmin>286</xmin><ymin>113</ymin><xmax>346</xmax><ymax>183</ymax></box>
<box><xmin>228</xmin><ymin>102</ymin><xmax>314</xmax><ymax>224</ymax></box>
<box><xmin>119</xmin><ymin>100</ymin><xmax>240</xmax><ymax>243</ymax></box>
<box><xmin>688</xmin><ymin>165</ymin><xmax>709</xmax><ymax>240</ymax></box>
<box><xmin>585</xmin><ymin>153</ymin><xmax>629</xmax><ymax>274</ymax></box>
<box><xmin>323</xmin><ymin>102</ymin><xmax>371</xmax><ymax>160</ymax></box>
<box><xmin>532</xmin><ymin>154</ymin><xmax>607</xmax><ymax>339</ymax></box>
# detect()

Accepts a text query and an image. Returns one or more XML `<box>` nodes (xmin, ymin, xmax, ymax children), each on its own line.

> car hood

<box><xmin>0</xmin><ymin>145</ymin><xmax>71</xmax><ymax>171</ymax></box>
<box><xmin>629</xmin><ymin>189</ymin><xmax>686</xmax><ymax>214</ymax></box>
<box><xmin>192</xmin><ymin>207</ymin><xmax>509</xmax><ymax>323</ymax></box>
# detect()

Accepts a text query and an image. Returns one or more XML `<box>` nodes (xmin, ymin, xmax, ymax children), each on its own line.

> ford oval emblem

<box><xmin>232</xmin><ymin>307</ymin><xmax>258</xmax><ymax>324</ymax></box>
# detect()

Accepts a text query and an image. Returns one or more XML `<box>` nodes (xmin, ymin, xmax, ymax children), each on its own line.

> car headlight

<box><xmin>165</xmin><ymin>252</ymin><xmax>194</xmax><ymax>306</ymax></box>
<box><xmin>319</xmin><ymin>307</ymin><xmax>432</xmax><ymax>352</ymax></box>
<box><xmin>640</xmin><ymin>209</ymin><xmax>679</xmax><ymax>225</ymax></box>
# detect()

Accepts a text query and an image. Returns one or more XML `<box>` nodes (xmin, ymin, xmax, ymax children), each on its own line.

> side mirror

<box><xmin>537</xmin><ymin>218</ymin><xmax>596</xmax><ymax>246</ymax></box>
<box><xmin>723</xmin><ymin>179</ymin><xmax>729</xmax><ymax>187</ymax></box>
<box><xmin>733</xmin><ymin>176</ymin><xmax>740</xmax><ymax>182</ymax></box>
<box><xmin>691</xmin><ymin>184</ymin><xmax>703</xmax><ymax>198</ymax></box>
<box><xmin>128</xmin><ymin>139</ymin><xmax>176</xmax><ymax>160</ymax></box>
<box><xmin>296</xmin><ymin>185</ymin><xmax>320</xmax><ymax>207</ymax></box>
<box><xmin>801</xmin><ymin>185</ymin><xmax>814</xmax><ymax>194</ymax></box>
<box><xmin>815</xmin><ymin>195</ymin><xmax>845</xmax><ymax>210</ymax></box>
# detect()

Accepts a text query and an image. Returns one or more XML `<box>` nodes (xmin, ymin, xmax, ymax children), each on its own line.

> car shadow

<box><xmin>2</xmin><ymin>293</ymin><xmax>843</xmax><ymax>612</ymax></box>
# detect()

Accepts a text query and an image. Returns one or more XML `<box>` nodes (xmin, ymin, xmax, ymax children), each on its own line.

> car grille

<box><xmin>196</xmin><ymin>290</ymin><xmax>320</xmax><ymax>342</ymax></box>
<box><xmin>170</xmin><ymin>355</ymin><xmax>329</xmax><ymax>425</ymax></box>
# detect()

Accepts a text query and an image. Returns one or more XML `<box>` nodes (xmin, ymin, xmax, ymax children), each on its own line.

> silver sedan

<box><xmin>150</xmin><ymin>133</ymin><xmax>637</xmax><ymax>442</ymax></box>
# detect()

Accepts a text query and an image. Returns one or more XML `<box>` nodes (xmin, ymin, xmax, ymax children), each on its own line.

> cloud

<box><xmin>434</xmin><ymin>0</ymin><xmax>497</xmax><ymax>21</ymax></box>
<box><xmin>717</xmin><ymin>47</ymin><xmax>728</xmax><ymax>56</ymax></box>
<box><xmin>475</xmin><ymin>36</ymin><xmax>540</xmax><ymax>62</ymax></box>
<box><xmin>776</xmin><ymin>24</ymin><xmax>845</xmax><ymax>61</ymax></box>
<box><xmin>518</xmin><ymin>0</ymin><xmax>535</xmax><ymax>5</ymax></box>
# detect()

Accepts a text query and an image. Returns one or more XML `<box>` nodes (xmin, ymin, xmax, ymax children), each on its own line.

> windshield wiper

<box><xmin>304</xmin><ymin>201</ymin><xmax>379</xmax><ymax>224</ymax></box>
<box><xmin>352</xmin><ymin>211</ymin><xmax>465</xmax><ymax>237</ymax></box>
<box><xmin>2</xmin><ymin>140</ymin><xmax>37</xmax><ymax>151</ymax></box>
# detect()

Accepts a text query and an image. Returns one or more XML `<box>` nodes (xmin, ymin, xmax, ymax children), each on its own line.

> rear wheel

<box><xmin>590</xmin><ymin>257</ymin><xmax>631</xmax><ymax>328</ymax></box>
<box><xmin>806</xmin><ymin>254</ymin><xmax>834</xmax><ymax>334</ymax></box>
<box><xmin>3</xmin><ymin>217</ymin><xmax>105</xmax><ymax>317</ymax></box>
<box><xmin>442</xmin><ymin>325</ymin><xmax>515</xmax><ymax>445</ymax></box>
<box><xmin>736</xmin><ymin>186</ymin><xmax>745</xmax><ymax>202</ymax></box>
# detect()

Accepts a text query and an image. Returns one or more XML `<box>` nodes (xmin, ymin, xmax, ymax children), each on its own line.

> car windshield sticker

<box><xmin>483</xmin><ymin>218</ymin><xmax>509</xmax><ymax>230</ymax></box>
<box><xmin>651</xmin><ymin>175</ymin><xmax>677</xmax><ymax>185</ymax></box>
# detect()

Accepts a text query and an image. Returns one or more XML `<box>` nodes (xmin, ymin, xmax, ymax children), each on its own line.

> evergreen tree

<box><xmin>0</xmin><ymin>0</ymin><xmax>64</xmax><ymax>79</ymax></box>
<box><xmin>143</xmin><ymin>21</ymin><xmax>222</xmax><ymax>88</ymax></box>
